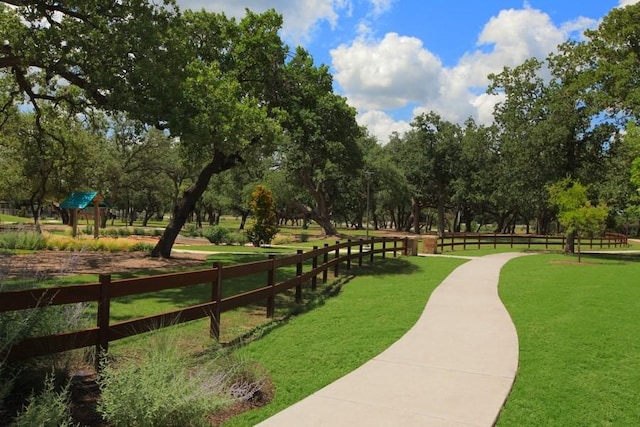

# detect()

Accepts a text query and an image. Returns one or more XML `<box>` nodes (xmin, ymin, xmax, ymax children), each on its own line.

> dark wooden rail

<box><xmin>1</xmin><ymin>237</ymin><xmax>408</xmax><ymax>365</ymax></box>
<box><xmin>434</xmin><ymin>233</ymin><xmax>627</xmax><ymax>253</ymax></box>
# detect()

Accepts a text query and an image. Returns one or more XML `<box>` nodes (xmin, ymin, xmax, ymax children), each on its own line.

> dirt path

<box><xmin>0</xmin><ymin>250</ymin><xmax>210</xmax><ymax>279</ymax></box>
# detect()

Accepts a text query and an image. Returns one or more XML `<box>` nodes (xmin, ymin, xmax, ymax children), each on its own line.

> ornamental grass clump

<box><xmin>97</xmin><ymin>334</ymin><xmax>267</xmax><ymax>427</ymax></box>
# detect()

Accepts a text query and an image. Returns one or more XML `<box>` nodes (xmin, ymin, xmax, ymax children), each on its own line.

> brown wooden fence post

<box><xmin>404</xmin><ymin>236</ymin><xmax>409</xmax><ymax>256</ymax></box>
<box><xmin>334</xmin><ymin>241</ymin><xmax>340</xmax><ymax>277</ymax></box>
<box><xmin>477</xmin><ymin>233</ymin><xmax>481</xmax><ymax>250</ymax></box>
<box><xmin>370</xmin><ymin>237</ymin><xmax>375</xmax><ymax>263</ymax></box>
<box><xmin>210</xmin><ymin>262</ymin><xmax>223</xmax><ymax>341</ymax></box>
<box><xmin>267</xmin><ymin>255</ymin><xmax>276</xmax><ymax>318</ymax></box>
<box><xmin>494</xmin><ymin>233</ymin><xmax>497</xmax><ymax>249</ymax></box>
<box><xmin>463</xmin><ymin>234</ymin><xmax>466</xmax><ymax>250</ymax></box>
<box><xmin>97</xmin><ymin>274</ymin><xmax>111</xmax><ymax>371</ymax></box>
<box><xmin>510</xmin><ymin>233</ymin><xmax>514</xmax><ymax>248</ymax></box>
<box><xmin>382</xmin><ymin>237</ymin><xmax>387</xmax><ymax>259</ymax></box>
<box><xmin>296</xmin><ymin>249</ymin><xmax>303</xmax><ymax>303</ymax></box>
<box><xmin>347</xmin><ymin>240</ymin><xmax>352</xmax><ymax>270</ymax></box>
<box><xmin>358</xmin><ymin>239</ymin><xmax>364</xmax><ymax>266</ymax></box>
<box><xmin>323</xmin><ymin>243</ymin><xmax>329</xmax><ymax>283</ymax></box>
<box><xmin>311</xmin><ymin>246</ymin><xmax>318</xmax><ymax>290</ymax></box>
<box><xmin>393</xmin><ymin>238</ymin><xmax>398</xmax><ymax>257</ymax></box>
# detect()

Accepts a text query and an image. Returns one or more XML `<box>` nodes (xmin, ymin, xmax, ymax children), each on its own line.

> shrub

<box><xmin>97</xmin><ymin>334</ymin><xmax>264</xmax><ymax>427</ymax></box>
<box><xmin>183</xmin><ymin>223</ymin><xmax>201</xmax><ymax>237</ymax></box>
<box><xmin>0</xmin><ymin>232</ymin><xmax>47</xmax><ymax>250</ymax></box>
<box><xmin>246</xmin><ymin>185</ymin><xmax>279</xmax><ymax>247</ymax></box>
<box><xmin>0</xmin><ymin>254</ymin><xmax>91</xmax><ymax>422</ymax></box>
<box><xmin>11</xmin><ymin>373</ymin><xmax>77</xmax><ymax>427</ymax></box>
<box><xmin>299</xmin><ymin>232</ymin><xmax>310</xmax><ymax>243</ymax></box>
<box><xmin>202</xmin><ymin>226</ymin><xmax>231</xmax><ymax>245</ymax></box>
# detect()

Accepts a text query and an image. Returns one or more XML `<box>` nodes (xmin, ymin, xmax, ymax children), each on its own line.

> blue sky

<box><xmin>176</xmin><ymin>0</ymin><xmax>638</xmax><ymax>142</ymax></box>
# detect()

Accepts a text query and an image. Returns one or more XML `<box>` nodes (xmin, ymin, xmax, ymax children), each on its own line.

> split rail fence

<box><xmin>1</xmin><ymin>236</ymin><xmax>408</xmax><ymax>365</ymax></box>
<box><xmin>434</xmin><ymin>232</ymin><xmax>628</xmax><ymax>253</ymax></box>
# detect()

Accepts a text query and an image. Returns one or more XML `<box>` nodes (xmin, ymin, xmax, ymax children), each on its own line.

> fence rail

<box><xmin>1</xmin><ymin>236</ymin><xmax>408</xmax><ymax>365</ymax></box>
<box><xmin>434</xmin><ymin>232</ymin><xmax>628</xmax><ymax>253</ymax></box>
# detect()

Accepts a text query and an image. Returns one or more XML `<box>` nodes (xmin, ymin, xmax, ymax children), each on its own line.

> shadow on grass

<box><xmin>579</xmin><ymin>251</ymin><xmax>640</xmax><ymax>264</ymax></box>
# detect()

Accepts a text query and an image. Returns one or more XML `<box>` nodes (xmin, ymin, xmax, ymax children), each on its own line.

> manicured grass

<box><xmin>497</xmin><ymin>253</ymin><xmax>640</xmax><ymax>426</ymax></box>
<box><xmin>0</xmin><ymin>214</ymin><xmax>31</xmax><ymax>224</ymax></box>
<box><xmin>224</xmin><ymin>256</ymin><xmax>467</xmax><ymax>426</ymax></box>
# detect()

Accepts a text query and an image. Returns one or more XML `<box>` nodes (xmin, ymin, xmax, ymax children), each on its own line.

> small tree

<box><xmin>548</xmin><ymin>178</ymin><xmax>608</xmax><ymax>260</ymax></box>
<box><xmin>246</xmin><ymin>185</ymin><xmax>279</xmax><ymax>247</ymax></box>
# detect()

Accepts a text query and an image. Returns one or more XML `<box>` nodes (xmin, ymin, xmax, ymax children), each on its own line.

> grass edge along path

<box><xmin>497</xmin><ymin>253</ymin><xmax>640</xmax><ymax>426</ymax></box>
<box><xmin>223</xmin><ymin>256</ymin><xmax>467</xmax><ymax>426</ymax></box>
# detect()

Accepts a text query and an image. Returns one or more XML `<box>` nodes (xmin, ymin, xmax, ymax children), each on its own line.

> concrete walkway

<box><xmin>257</xmin><ymin>252</ymin><xmax>529</xmax><ymax>427</ymax></box>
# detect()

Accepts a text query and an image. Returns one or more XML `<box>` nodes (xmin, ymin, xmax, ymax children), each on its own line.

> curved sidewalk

<box><xmin>257</xmin><ymin>252</ymin><xmax>529</xmax><ymax>427</ymax></box>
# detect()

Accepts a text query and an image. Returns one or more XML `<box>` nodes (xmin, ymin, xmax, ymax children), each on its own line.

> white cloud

<box><xmin>332</xmin><ymin>6</ymin><xmax>601</xmax><ymax>143</ymax></box>
<box><xmin>369</xmin><ymin>0</ymin><xmax>395</xmax><ymax>16</ymax></box>
<box><xmin>358</xmin><ymin>110</ymin><xmax>411</xmax><ymax>143</ymax></box>
<box><xmin>331</xmin><ymin>33</ymin><xmax>443</xmax><ymax>111</ymax></box>
<box><xmin>618</xmin><ymin>0</ymin><xmax>640</xmax><ymax>6</ymax></box>
<box><xmin>175</xmin><ymin>0</ymin><xmax>350</xmax><ymax>44</ymax></box>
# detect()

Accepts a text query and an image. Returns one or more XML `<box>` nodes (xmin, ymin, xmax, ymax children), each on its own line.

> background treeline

<box><xmin>1</xmin><ymin>1</ymin><xmax>640</xmax><ymax>256</ymax></box>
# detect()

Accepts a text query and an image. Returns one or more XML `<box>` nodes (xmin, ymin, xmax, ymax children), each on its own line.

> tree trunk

<box><xmin>564</xmin><ymin>230</ymin><xmax>576</xmax><ymax>254</ymax></box>
<box><xmin>239</xmin><ymin>210</ymin><xmax>249</xmax><ymax>231</ymax></box>
<box><xmin>151</xmin><ymin>150</ymin><xmax>241</xmax><ymax>258</ymax></box>
<box><xmin>291</xmin><ymin>199</ymin><xmax>337</xmax><ymax>235</ymax></box>
<box><xmin>412</xmin><ymin>197</ymin><xmax>421</xmax><ymax>235</ymax></box>
<box><xmin>437</xmin><ymin>189</ymin><xmax>446</xmax><ymax>237</ymax></box>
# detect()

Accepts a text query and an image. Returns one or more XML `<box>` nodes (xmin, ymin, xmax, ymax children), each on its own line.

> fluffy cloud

<box><xmin>175</xmin><ymin>0</ymin><xmax>349</xmax><ymax>43</ymax></box>
<box><xmin>619</xmin><ymin>0</ymin><xmax>640</xmax><ymax>6</ymax></box>
<box><xmin>331</xmin><ymin>33</ymin><xmax>443</xmax><ymax>111</ymax></box>
<box><xmin>358</xmin><ymin>110</ymin><xmax>411</xmax><ymax>142</ymax></box>
<box><xmin>332</xmin><ymin>6</ymin><xmax>599</xmax><ymax>143</ymax></box>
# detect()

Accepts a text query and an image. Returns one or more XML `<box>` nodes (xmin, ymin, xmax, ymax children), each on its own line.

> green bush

<box><xmin>11</xmin><ymin>373</ymin><xmax>77</xmax><ymax>427</ymax></box>
<box><xmin>0</xmin><ymin>232</ymin><xmax>47</xmax><ymax>250</ymax></box>
<box><xmin>183</xmin><ymin>223</ymin><xmax>201</xmax><ymax>237</ymax></box>
<box><xmin>0</xmin><ymin>255</ymin><xmax>91</xmax><ymax>423</ymax></box>
<box><xmin>202</xmin><ymin>226</ymin><xmax>232</xmax><ymax>245</ymax></box>
<box><xmin>98</xmin><ymin>335</ymin><xmax>263</xmax><ymax>427</ymax></box>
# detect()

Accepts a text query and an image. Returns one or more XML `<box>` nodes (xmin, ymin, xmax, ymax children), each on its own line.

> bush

<box><xmin>183</xmin><ymin>223</ymin><xmax>201</xmax><ymax>238</ymax></box>
<box><xmin>11</xmin><ymin>373</ymin><xmax>77</xmax><ymax>427</ymax></box>
<box><xmin>202</xmin><ymin>226</ymin><xmax>231</xmax><ymax>245</ymax></box>
<box><xmin>0</xmin><ymin>232</ymin><xmax>47</xmax><ymax>250</ymax></box>
<box><xmin>0</xmin><ymin>254</ymin><xmax>91</xmax><ymax>422</ymax></box>
<box><xmin>97</xmin><ymin>334</ymin><xmax>264</xmax><ymax>427</ymax></box>
<box><xmin>246</xmin><ymin>185</ymin><xmax>279</xmax><ymax>247</ymax></box>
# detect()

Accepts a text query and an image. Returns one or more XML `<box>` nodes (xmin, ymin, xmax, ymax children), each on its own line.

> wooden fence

<box><xmin>0</xmin><ymin>236</ymin><xmax>408</xmax><ymax>365</ymax></box>
<box><xmin>435</xmin><ymin>232</ymin><xmax>628</xmax><ymax>253</ymax></box>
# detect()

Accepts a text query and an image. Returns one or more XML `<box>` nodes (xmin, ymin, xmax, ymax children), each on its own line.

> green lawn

<box><xmin>224</xmin><ymin>256</ymin><xmax>467</xmax><ymax>426</ymax></box>
<box><xmin>497</xmin><ymin>253</ymin><xmax>640</xmax><ymax>426</ymax></box>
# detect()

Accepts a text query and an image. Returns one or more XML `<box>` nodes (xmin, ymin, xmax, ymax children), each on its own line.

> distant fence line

<box><xmin>0</xmin><ymin>237</ymin><xmax>409</xmax><ymax>367</ymax></box>
<box><xmin>430</xmin><ymin>232</ymin><xmax>628</xmax><ymax>253</ymax></box>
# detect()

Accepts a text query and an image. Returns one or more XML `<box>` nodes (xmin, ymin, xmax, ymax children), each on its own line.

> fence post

<box><xmin>404</xmin><ymin>236</ymin><xmax>409</xmax><ymax>256</ymax></box>
<box><xmin>311</xmin><ymin>246</ymin><xmax>318</xmax><ymax>290</ymax></box>
<box><xmin>477</xmin><ymin>233</ymin><xmax>481</xmax><ymax>250</ymax></box>
<box><xmin>323</xmin><ymin>243</ymin><xmax>329</xmax><ymax>283</ymax></box>
<box><xmin>296</xmin><ymin>249</ymin><xmax>303</xmax><ymax>303</ymax></box>
<box><xmin>210</xmin><ymin>262</ymin><xmax>223</xmax><ymax>341</ymax></box>
<box><xmin>267</xmin><ymin>255</ymin><xmax>276</xmax><ymax>318</ymax></box>
<box><xmin>97</xmin><ymin>274</ymin><xmax>111</xmax><ymax>371</ymax></box>
<box><xmin>370</xmin><ymin>237</ymin><xmax>375</xmax><ymax>263</ymax></box>
<box><xmin>528</xmin><ymin>235</ymin><xmax>531</xmax><ymax>249</ymax></box>
<box><xmin>347</xmin><ymin>240</ymin><xmax>352</xmax><ymax>270</ymax></box>
<box><xmin>510</xmin><ymin>233</ymin><xmax>514</xmax><ymax>248</ymax></box>
<box><xmin>393</xmin><ymin>238</ymin><xmax>397</xmax><ymax>257</ymax></box>
<box><xmin>382</xmin><ymin>237</ymin><xmax>387</xmax><ymax>259</ymax></box>
<box><xmin>463</xmin><ymin>234</ymin><xmax>466</xmax><ymax>250</ymax></box>
<box><xmin>545</xmin><ymin>234</ymin><xmax>549</xmax><ymax>249</ymax></box>
<box><xmin>359</xmin><ymin>239</ymin><xmax>364</xmax><ymax>266</ymax></box>
<box><xmin>334</xmin><ymin>241</ymin><xmax>340</xmax><ymax>277</ymax></box>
